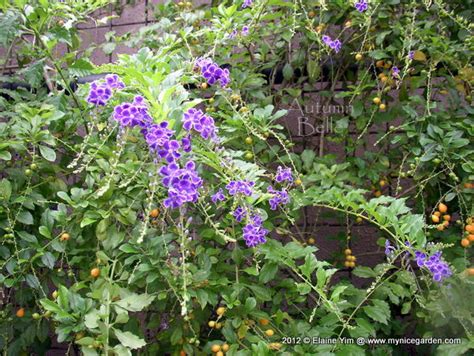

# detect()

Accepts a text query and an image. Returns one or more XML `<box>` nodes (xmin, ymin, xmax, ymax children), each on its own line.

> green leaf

<box><xmin>259</xmin><ymin>262</ymin><xmax>278</xmax><ymax>283</ymax></box>
<box><xmin>0</xmin><ymin>179</ymin><xmax>12</xmax><ymax>200</ymax></box>
<box><xmin>39</xmin><ymin>145</ymin><xmax>56</xmax><ymax>162</ymax></box>
<box><xmin>41</xmin><ymin>252</ymin><xmax>56</xmax><ymax>269</ymax></box>
<box><xmin>114</xmin><ymin>329</ymin><xmax>146</xmax><ymax>350</ymax></box>
<box><xmin>363</xmin><ymin>299</ymin><xmax>390</xmax><ymax>325</ymax></box>
<box><xmin>17</xmin><ymin>211</ymin><xmax>34</xmax><ymax>225</ymax></box>
<box><xmin>282</xmin><ymin>63</ymin><xmax>294</xmax><ymax>81</ymax></box>
<box><xmin>114</xmin><ymin>293</ymin><xmax>155</xmax><ymax>312</ymax></box>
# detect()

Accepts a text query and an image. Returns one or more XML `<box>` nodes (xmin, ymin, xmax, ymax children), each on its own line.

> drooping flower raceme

<box><xmin>195</xmin><ymin>58</ymin><xmax>231</xmax><ymax>87</ymax></box>
<box><xmin>355</xmin><ymin>0</ymin><xmax>368</xmax><ymax>12</ymax></box>
<box><xmin>226</xmin><ymin>180</ymin><xmax>255</xmax><ymax>196</ymax></box>
<box><xmin>268</xmin><ymin>186</ymin><xmax>290</xmax><ymax>210</ymax></box>
<box><xmin>113</xmin><ymin>96</ymin><xmax>152</xmax><ymax>128</ymax></box>
<box><xmin>415</xmin><ymin>250</ymin><xmax>452</xmax><ymax>282</ymax></box>
<box><xmin>243</xmin><ymin>214</ymin><xmax>268</xmax><ymax>247</ymax></box>
<box><xmin>87</xmin><ymin>74</ymin><xmax>125</xmax><ymax>106</ymax></box>
<box><xmin>275</xmin><ymin>166</ymin><xmax>293</xmax><ymax>183</ymax></box>
<box><xmin>183</xmin><ymin>108</ymin><xmax>218</xmax><ymax>140</ymax></box>
<box><xmin>159</xmin><ymin>161</ymin><xmax>203</xmax><ymax>208</ymax></box>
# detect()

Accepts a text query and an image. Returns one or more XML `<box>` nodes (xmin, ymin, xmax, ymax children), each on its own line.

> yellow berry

<box><xmin>265</xmin><ymin>329</ymin><xmax>274</xmax><ymax>337</ymax></box>
<box><xmin>216</xmin><ymin>307</ymin><xmax>226</xmax><ymax>316</ymax></box>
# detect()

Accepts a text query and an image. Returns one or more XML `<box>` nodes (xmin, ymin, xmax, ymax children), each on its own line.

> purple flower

<box><xmin>87</xmin><ymin>74</ymin><xmax>124</xmax><ymax>106</ymax></box>
<box><xmin>233</xmin><ymin>206</ymin><xmax>247</xmax><ymax>222</ymax></box>
<box><xmin>355</xmin><ymin>0</ymin><xmax>368</xmax><ymax>12</ymax></box>
<box><xmin>113</xmin><ymin>97</ymin><xmax>153</xmax><ymax>128</ymax></box>
<box><xmin>385</xmin><ymin>240</ymin><xmax>396</xmax><ymax>258</ymax></box>
<box><xmin>105</xmin><ymin>74</ymin><xmax>125</xmax><ymax>89</ymax></box>
<box><xmin>322</xmin><ymin>35</ymin><xmax>342</xmax><ymax>53</ymax></box>
<box><xmin>413</xmin><ymin>250</ymin><xmax>452</xmax><ymax>282</ymax></box>
<box><xmin>182</xmin><ymin>134</ymin><xmax>192</xmax><ymax>152</ymax></box>
<box><xmin>268</xmin><ymin>186</ymin><xmax>290</xmax><ymax>210</ymax></box>
<box><xmin>408</xmin><ymin>51</ymin><xmax>415</xmax><ymax>60</ymax></box>
<box><xmin>241</xmin><ymin>26</ymin><xmax>250</xmax><ymax>36</ymax></box>
<box><xmin>243</xmin><ymin>214</ymin><xmax>268</xmax><ymax>247</ymax></box>
<box><xmin>275</xmin><ymin>166</ymin><xmax>293</xmax><ymax>183</ymax></box>
<box><xmin>229</xmin><ymin>29</ymin><xmax>238</xmax><ymax>39</ymax></box>
<box><xmin>195</xmin><ymin>58</ymin><xmax>231</xmax><ymax>87</ymax></box>
<box><xmin>211</xmin><ymin>188</ymin><xmax>226</xmax><ymax>203</ymax></box>
<box><xmin>144</xmin><ymin>122</ymin><xmax>174</xmax><ymax>150</ymax></box>
<box><xmin>242</xmin><ymin>0</ymin><xmax>253</xmax><ymax>8</ymax></box>
<box><xmin>87</xmin><ymin>82</ymin><xmax>112</xmax><ymax>106</ymax></box>
<box><xmin>226</xmin><ymin>180</ymin><xmax>255</xmax><ymax>196</ymax></box>
<box><xmin>183</xmin><ymin>108</ymin><xmax>218</xmax><ymax>140</ymax></box>
<box><xmin>159</xmin><ymin>161</ymin><xmax>203</xmax><ymax>209</ymax></box>
<box><xmin>157</xmin><ymin>139</ymin><xmax>182</xmax><ymax>162</ymax></box>
<box><xmin>392</xmin><ymin>66</ymin><xmax>400</xmax><ymax>78</ymax></box>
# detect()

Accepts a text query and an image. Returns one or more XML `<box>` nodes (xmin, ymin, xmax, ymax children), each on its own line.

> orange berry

<box><xmin>376</xmin><ymin>60</ymin><xmax>385</xmax><ymax>68</ymax></box>
<box><xmin>149</xmin><ymin>209</ymin><xmax>159</xmax><ymax>218</ymax></box>
<box><xmin>468</xmin><ymin>234</ymin><xmax>474</xmax><ymax>242</ymax></box>
<box><xmin>374</xmin><ymin>190</ymin><xmax>382</xmax><ymax>197</ymax></box>
<box><xmin>431</xmin><ymin>215</ymin><xmax>440</xmax><ymax>223</ymax></box>
<box><xmin>60</xmin><ymin>232</ymin><xmax>70</xmax><ymax>241</ymax></box>
<box><xmin>222</xmin><ymin>343</ymin><xmax>230</xmax><ymax>352</ymax></box>
<box><xmin>308</xmin><ymin>11</ymin><xmax>316</xmax><ymax>18</ymax></box>
<box><xmin>438</xmin><ymin>203</ymin><xmax>448</xmax><ymax>213</ymax></box>
<box><xmin>348</xmin><ymin>261</ymin><xmax>356</xmax><ymax>268</ymax></box>
<box><xmin>201</xmin><ymin>82</ymin><xmax>208</xmax><ymax>89</ymax></box>
<box><xmin>355</xmin><ymin>53</ymin><xmax>363</xmax><ymax>61</ymax></box>
<box><xmin>466</xmin><ymin>225</ymin><xmax>474</xmax><ymax>233</ymax></box>
<box><xmin>373</xmin><ymin>97</ymin><xmax>381</xmax><ymax>105</ymax></box>
<box><xmin>434</xmin><ymin>211</ymin><xmax>441</xmax><ymax>217</ymax></box>
<box><xmin>436</xmin><ymin>224</ymin><xmax>445</xmax><ymax>231</ymax></box>
<box><xmin>211</xmin><ymin>344</ymin><xmax>221</xmax><ymax>353</ymax></box>
<box><xmin>216</xmin><ymin>352</ymin><xmax>224</xmax><ymax>356</ymax></box>
<box><xmin>180</xmin><ymin>351</ymin><xmax>186</xmax><ymax>356</ymax></box>
<box><xmin>16</xmin><ymin>308</ymin><xmax>25</xmax><ymax>318</ymax></box>
<box><xmin>467</xmin><ymin>268</ymin><xmax>474</xmax><ymax>276</ymax></box>
<box><xmin>215</xmin><ymin>322</ymin><xmax>222</xmax><ymax>329</ymax></box>
<box><xmin>344</xmin><ymin>261</ymin><xmax>351</xmax><ymax>268</ymax></box>
<box><xmin>265</xmin><ymin>329</ymin><xmax>274</xmax><ymax>337</ymax></box>
<box><xmin>378</xmin><ymin>104</ymin><xmax>386</xmax><ymax>111</ymax></box>
<box><xmin>443</xmin><ymin>215</ymin><xmax>451</xmax><ymax>221</ymax></box>
<box><xmin>344</xmin><ymin>248</ymin><xmax>352</xmax><ymax>255</ymax></box>
<box><xmin>216</xmin><ymin>307</ymin><xmax>226</xmax><ymax>316</ymax></box>
<box><xmin>461</xmin><ymin>238</ymin><xmax>470</xmax><ymax>248</ymax></box>
<box><xmin>208</xmin><ymin>320</ymin><xmax>216</xmax><ymax>328</ymax></box>
<box><xmin>90</xmin><ymin>267</ymin><xmax>100</xmax><ymax>278</ymax></box>
<box><xmin>259</xmin><ymin>318</ymin><xmax>270</xmax><ymax>326</ymax></box>
<box><xmin>443</xmin><ymin>221</ymin><xmax>449</xmax><ymax>227</ymax></box>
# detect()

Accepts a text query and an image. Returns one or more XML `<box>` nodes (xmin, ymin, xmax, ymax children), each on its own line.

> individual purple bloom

<box><xmin>144</xmin><ymin>122</ymin><xmax>174</xmax><ymax>150</ymax></box>
<box><xmin>157</xmin><ymin>139</ymin><xmax>182</xmax><ymax>162</ymax></box>
<box><xmin>159</xmin><ymin>161</ymin><xmax>203</xmax><ymax>209</ymax></box>
<box><xmin>226</xmin><ymin>180</ymin><xmax>255</xmax><ymax>196</ymax></box>
<box><xmin>242</xmin><ymin>0</ymin><xmax>253</xmax><ymax>8</ymax></box>
<box><xmin>385</xmin><ymin>240</ymin><xmax>396</xmax><ymax>258</ymax></box>
<box><xmin>275</xmin><ymin>166</ymin><xmax>293</xmax><ymax>183</ymax></box>
<box><xmin>268</xmin><ymin>186</ymin><xmax>290</xmax><ymax>210</ymax></box>
<box><xmin>355</xmin><ymin>0</ymin><xmax>368</xmax><ymax>12</ymax></box>
<box><xmin>322</xmin><ymin>35</ymin><xmax>332</xmax><ymax>46</ymax></box>
<box><xmin>211</xmin><ymin>188</ymin><xmax>226</xmax><ymax>203</ymax></box>
<box><xmin>330</xmin><ymin>39</ymin><xmax>342</xmax><ymax>53</ymax></box>
<box><xmin>243</xmin><ymin>214</ymin><xmax>268</xmax><ymax>247</ymax></box>
<box><xmin>233</xmin><ymin>206</ymin><xmax>247</xmax><ymax>222</ymax></box>
<box><xmin>195</xmin><ymin>58</ymin><xmax>231</xmax><ymax>87</ymax></box>
<box><xmin>229</xmin><ymin>29</ymin><xmax>238</xmax><ymax>39</ymax></box>
<box><xmin>414</xmin><ymin>251</ymin><xmax>427</xmax><ymax>267</ymax></box>
<box><xmin>183</xmin><ymin>108</ymin><xmax>218</xmax><ymax>140</ymax></box>
<box><xmin>408</xmin><ymin>51</ymin><xmax>414</xmax><ymax>60</ymax></box>
<box><xmin>105</xmin><ymin>74</ymin><xmax>125</xmax><ymax>89</ymax></box>
<box><xmin>241</xmin><ymin>26</ymin><xmax>249</xmax><ymax>36</ymax></box>
<box><xmin>182</xmin><ymin>134</ymin><xmax>192</xmax><ymax>152</ymax></box>
<box><xmin>392</xmin><ymin>66</ymin><xmax>400</xmax><ymax>78</ymax></box>
<box><xmin>87</xmin><ymin>82</ymin><xmax>112</xmax><ymax>106</ymax></box>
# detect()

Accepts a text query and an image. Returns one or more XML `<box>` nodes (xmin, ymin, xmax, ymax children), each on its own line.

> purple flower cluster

<box><xmin>195</xmin><ymin>58</ymin><xmax>231</xmax><ymax>87</ymax></box>
<box><xmin>275</xmin><ymin>166</ymin><xmax>293</xmax><ymax>183</ymax></box>
<box><xmin>355</xmin><ymin>0</ymin><xmax>368</xmax><ymax>12</ymax></box>
<box><xmin>113</xmin><ymin>96</ymin><xmax>152</xmax><ymax>128</ymax></box>
<box><xmin>243</xmin><ymin>214</ymin><xmax>268</xmax><ymax>247</ymax></box>
<box><xmin>415</xmin><ymin>251</ymin><xmax>452</xmax><ymax>282</ymax></box>
<box><xmin>268</xmin><ymin>186</ymin><xmax>290</xmax><ymax>210</ymax></box>
<box><xmin>226</xmin><ymin>180</ymin><xmax>255</xmax><ymax>196</ymax></box>
<box><xmin>211</xmin><ymin>188</ymin><xmax>225</xmax><ymax>203</ymax></box>
<box><xmin>159</xmin><ymin>161</ymin><xmax>203</xmax><ymax>208</ymax></box>
<box><xmin>87</xmin><ymin>74</ymin><xmax>125</xmax><ymax>106</ymax></box>
<box><xmin>322</xmin><ymin>35</ymin><xmax>342</xmax><ymax>53</ymax></box>
<box><xmin>183</xmin><ymin>108</ymin><xmax>218</xmax><ymax>141</ymax></box>
<box><xmin>242</xmin><ymin>0</ymin><xmax>253</xmax><ymax>9</ymax></box>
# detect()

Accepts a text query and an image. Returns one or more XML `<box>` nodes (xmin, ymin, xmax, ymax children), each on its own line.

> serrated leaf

<box><xmin>114</xmin><ymin>329</ymin><xmax>146</xmax><ymax>350</ymax></box>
